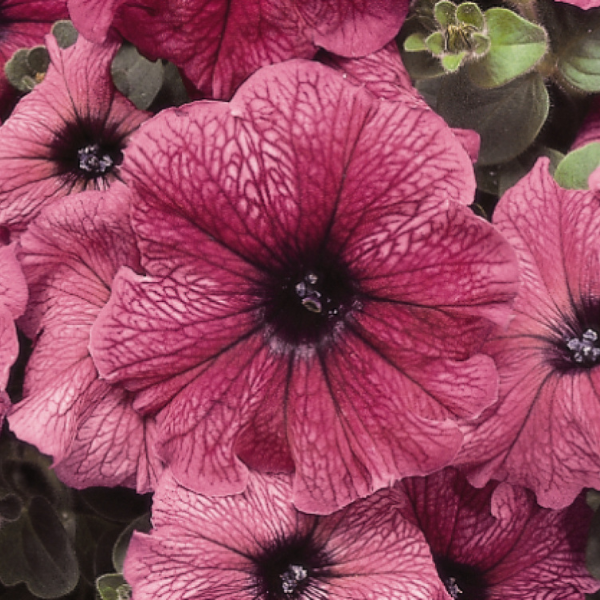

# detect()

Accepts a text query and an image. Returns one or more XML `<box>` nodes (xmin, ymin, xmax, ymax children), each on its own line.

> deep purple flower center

<box><xmin>263</xmin><ymin>257</ymin><xmax>357</xmax><ymax>348</ymax></box>
<box><xmin>434</xmin><ymin>556</ymin><xmax>489</xmax><ymax>600</ymax></box>
<box><xmin>50</xmin><ymin>118</ymin><xmax>124</xmax><ymax>185</ymax></box>
<box><xmin>252</xmin><ymin>534</ymin><xmax>330</xmax><ymax>599</ymax></box>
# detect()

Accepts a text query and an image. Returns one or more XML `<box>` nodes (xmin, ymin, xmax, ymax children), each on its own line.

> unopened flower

<box><xmin>90</xmin><ymin>60</ymin><xmax>518</xmax><ymax>514</ymax></box>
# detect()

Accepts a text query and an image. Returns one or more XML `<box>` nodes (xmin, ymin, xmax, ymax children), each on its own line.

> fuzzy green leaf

<box><xmin>434</xmin><ymin>0</ymin><xmax>457</xmax><ymax>27</ymax></box>
<box><xmin>554</xmin><ymin>143</ymin><xmax>600</xmax><ymax>189</ymax></box>
<box><xmin>404</xmin><ymin>33</ymin><xmax>429</xmax><ymax>52</ymax></box>
<box><xmin>468</xmin><ymin>8</ymin><xmax>547</xmax><ymax>88</ymax></box>
<box><xmin>456</xmin><ymin>2</ymin><xmax>485</xmax><ymax>29</ymax></box>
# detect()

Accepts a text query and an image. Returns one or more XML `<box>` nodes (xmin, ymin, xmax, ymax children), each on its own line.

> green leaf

<box><xmin>553</xmin><ymin>143</ymin><xmax>600</xmax><ymax>189</ymax></box>
<box><xmin>0</xmin><ymin>493</ymin><xmax>23</xmax><ymax>522</ymax></box>
<box><xmin>434</xmin><ymin>0</ymin><xmax>457</xmax><ymax>27</ymax></box>
<box><xmin>111</xmin><ymin>43</ymin><xmax>164</xmax><ymax>110</ymax></box>
<box><xmin>425</xmin><ymin>31</ymin><xmax>446</xmax><ymax>55</ymax></box>
<box><xmin>5</xmin><ymin>49</ymin><xmax>33</xmax><ymax>93</ymax></box>
<box><xmin>51</xmin><ymin>20</ymin><xmax>78</xmax><ymax>49</ymax></box>
<box><xmin>441</xmin><ymin>52</ymin><xmax>466</xmax><ymax>71</ymax></box>
<box><xmin>456</xmin><ymin>2</ymin><xmax>484</xmax><ymax>29</ymax></box>
<box><xmin>433</xmin><ymin>70</ymin><xmax>549</xmax><ymax>165</ymax></box>
<box><xmin>467</xmin><ymin>8</ymin><xmax>548</xmax><ymax>88</ymax></box>
<box><xmin>96</xmin><ymin>574</ymin><xmax>131</xmax><ymax>600</ymax></box>
<box><xmin>404</xmin><ymin>33</ymin><xmax>428</xmax><ymax>52</ymax></box>
<box><xmin>472</xmin><ymin>33</ymin><xmax>491</xmax><ymax>55</ymax></box>
<box><xmin>0</xmin><ymin>496</ymin><xmax>79</xmax><ymax>598</ymax></box>
<box><xmin>27</xmin><ymin>46</ymin><xmax>49</xmax><ymax>75</ymax></box>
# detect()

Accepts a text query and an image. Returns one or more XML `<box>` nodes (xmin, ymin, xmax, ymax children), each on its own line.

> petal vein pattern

<box><xmin>90</xmin><ymin>61</ymin><xmax>519</xmax><ymax>513</ymax></box>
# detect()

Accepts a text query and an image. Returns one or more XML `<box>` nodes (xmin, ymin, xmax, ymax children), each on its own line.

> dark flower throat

<box><xmin>263</xmin><ymin>255</ymin><xmax>356</xmax><ymax>348</ymax></box>
<box><xmin>434</xmin><ymin>556</ymin><xmax>489</xmax><ymax>600</ymax></box>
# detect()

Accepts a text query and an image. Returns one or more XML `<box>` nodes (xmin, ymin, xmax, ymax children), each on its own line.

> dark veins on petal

<box><xmin>251</xmin><ymin>531</ymin><xmax>331</xmax><ymax>599</ymax></box>
<box><xmin>434</xmin><ymin>555</ymin><xmax>489</xmax><ymax>600</ymax></box>
<box><xmin>547</xmin><ymin>299</ymin><xmax>600</xmax><ymax>372</ymax></box>
<box><xmin>262</xmin><ymin>249</ymin><xmax>358</xmax><ymax>349</ymax></box>
<box><xmin>49</xmin><ymin>117</ymin><xmax>124</xmax><ymax>189</ymax></box>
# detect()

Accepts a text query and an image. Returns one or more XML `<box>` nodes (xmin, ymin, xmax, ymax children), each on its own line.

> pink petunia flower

<box><xmin>457</xmin><ymin>157</ymin><xmax>600</xmax><ymax>508</ymax></box>
<box><xmin>8</xmin><ymin>190</ymin><xmax>162</xmax><ymax>492</ymax></box>
<box><xmin>397</xmin><ymin>468</ymin><xmax>599</xmax><ymax>599</ymax></box>
<box><xmin>0</xmin><ymin>243</ymin><xmax>28</xmax><ymax>422</ymax></box>
<box><xmin>68</xmin><ymin>0</ymin><xmax>409</xmax><ymax>99</ymax></box>
<box><xmin>0</xmin><ymin>0</ymin><xmax>68</xmax><ymax>115</ymax></box>
<box><xmin>90</xmin><ymin>60</ymin><xmax>519</xmax><ymax>514</ymax></box>
<box><xmin>0</xmin><ymin>33</ymin><xmax>149</xmax><ymax>239</ymax></box>
<box><xmin>124</xmin><ymin>470</ymin><xmax>447</xmax><ymax>600</ymax></box>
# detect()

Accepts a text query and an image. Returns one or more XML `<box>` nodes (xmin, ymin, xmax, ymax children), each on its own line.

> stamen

<box><xmin>566</xmin><ymin>328</ymin><xmax>600</xmax><ymax>365</ymax></box>
<box><xmin>280</xmin><ymin>564</ymin><xmax>308</xmax><ymax>595</ymax></box>
<box><xmin>295</xmin><ymin>271</ymin><xmax>323</xmax><ymax>314</ymax></box>
<box><xmin>77</xmin><ymin>143</ymin><xmax>114</xmax><ymax>175</ymax></box>
<box><xmin>445</xmin><ymin>577</ymin><xmax>463</xmax><ymax>599</ymax></box>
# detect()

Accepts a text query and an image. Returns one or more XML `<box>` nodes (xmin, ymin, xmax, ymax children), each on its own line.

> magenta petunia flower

<box><xmin>124</xmin><ymin>470</ymin><xmax>447</xmax><ymax>600</ymax></box>
<box><xmin>89</xmin><ymin>60</ymin><xmax>519</xmax><ymax>513</ymax></box>
<box><xmin>396</xmin><ymin>468</ymin><xmax>599</xmax><ymax>599</ymax></box>
<box><xmin>0</xmin><ymin>243</ymin><xmax>28</xmax><ymax>415</ymax></box>
<box><xmin>68</xmin><ymin>0</ymin><xmax>409</xmax><ymax>99</ymax></box>
<box><xmin>0</xmin><ymin>0</ymin><xmax>68</xmax><ymax>114</ymax></box>
<box><xmin>0</xmin><ymin>33</ymin><xmax>149</xmax><ymax>239</ymax></box>
<box><xmin>457</xmin><ymin>157</ymin><xmax>600</xmax><ymax>508</ymax></box>
<box><xmin>8</xmin><ymin>190</ymin><xmax>162</xmax><ymax>492</ymax></box>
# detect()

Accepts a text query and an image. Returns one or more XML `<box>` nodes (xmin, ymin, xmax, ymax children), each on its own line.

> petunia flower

<box><xmin>90</xmin><ymin>60</ymin><xmax>518</xmax><ymax>514</ymax></box>
<box><xmin>0</xmin><ymin>33</ymin><xmax>149</xmax><ymax>239</ymax></box>
<box><xmin>396</xmin><ymin>468</ymin><xmax>599</xmax><ymax>599</ymax></box>
<box><xmin>0</xmin><ymin>0</ymin><xmax>68</xmax><ymax>115</ymax></box>
<box><xmin>457</xmin><ymin>157</ymin><xmax>600</xmax><ymax>509</ymax></box>
<box><xmin>124</xmin><ymin>470</ymin><xmax>447</xmax><ymax>600</ymax></box>
<box><xmin>0</xmin><ymin>243</ymin><xmax>28</xmax><ymax>422</ymax></box>
<box><xmin>68</xmin><ymin>0</ymin><xmax>409</xmax><ymax>99</ymax></box>
<box><xmin>8</xmin><ymin>189</ymin><xmax>162</xmax><ymax>492</ymax></box>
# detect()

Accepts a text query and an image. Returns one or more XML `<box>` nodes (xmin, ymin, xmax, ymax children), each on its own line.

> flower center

<box><xmin>50</xmin><ymin>118</ymin><xmax>124</xmax><ymax>187</ymax></box>
<box><xmin>77</xmin><ymin>143</ymin><xmax>114</xmax><ymax>175</ymax></box>
<box><xmin>252</xmin><ymin>535</ymin><xmax>330</xmax><ymax>599</ymax></box>
<box><xmin>566</xmin><ymin>328</ymin><xmax>600</xmax><ymax>366</ymax></box>
<box><xmin>263</xmin><ymin>258</ymin><xmax>357</xmax><ymax>349</ymax></box>
<box><xmin>434</xmin><ymin>556</ymin><xmax>489</xmax><ymax>600</ymax></box>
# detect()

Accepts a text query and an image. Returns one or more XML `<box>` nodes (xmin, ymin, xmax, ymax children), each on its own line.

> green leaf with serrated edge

<box><xmin>554</xmin><ymin>142</ymin><xmax>600</xmax><ymax>189</ymax></box>
<box><xmin>111</xmin><ymin>43</ymin><xmax>164</xmax><ymax>110</ymax></box>
<box><xmin>51</xmin><ymin>20</ymin><xmax>78</xmax><ymax>49</ymax></box>
<box><xmin>456</xmin><ymin>2</ymin><xmax>484</xmax><ymax>29</ymax></box>
<box><xmin>425</xmin><ymin>31</ymin><xmax>446</xmax><ymax>55</ymax></box>
<box><xmin>96</xmin><ymin>574</ymin><xmax>131</xmax><ymax>600</ymax></box>
<box><xmin>434</xmin><ymin>0</ymin><xmax>457</xmax><ymax>27</ymax></box>
<box><xmin>467</xmin><ymin>8</ymin><xmax>547</xmax><ymax>88</ymax></box>
<box><xmin>404</xmin><ymin>33</ymin><xmax>428</xmax><ymax>51</ymax></box>
<box><xmin>433</xmin><ymin>70</ymin><xmax>549</xmax><ymax>165</ymax></box>
<box><xmin>112</xmin><ymin>514</ymin><xmax>151</xmax><ymax>573</ymax></box>
<box><xmin>442</xmin><ymin>52</ymin><xmax>466</xmax><ymax>71</ymax></box>
<box><xmin>0</xmin><ymin>496</ymin><xmax>79</xmax><ymax>598</ymax></box>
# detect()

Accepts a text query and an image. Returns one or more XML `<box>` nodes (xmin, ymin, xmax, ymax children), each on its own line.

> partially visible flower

<box><xmin>8</xmin><ymin>190</ymin><xmax>162</xmax><ymax>492</ymax></box>
<box><xmin>0</xmin><ymin>243</ymin><xmax>28</xmax><ymax>422</ymax></box>
<box><xmin>0</xmin><ymin>33</ymin><xmax>149</xmax><ymax>239</ymax></box>
<box><xmin>571</xmin><ymin>96</ymin><xmax>600</xmax><ymax>190</ymax></box>
<box><xmin>0</xmin><ymin>0</ymin><xmax>68</xmax><ymax>114</ymax></box>
<box><xmin>68</xmin><ymin>0</ymin><xmax>409</xmax><ymax>99</ymax></box>
<box><xmin>125</xmin><ymin>470</ymin><xmax>447</xmax><ymax>600</ymax></box>
<box><xmin>457</xmin><ymin>157</ymin><xmax>600</xmax><ymax>508</ymax></box>
<box><xmin>90</xmin><ymin>60</ymin><xmax>518</xmax><ymax>513</ymax></box>
<box><xmin>319</xmin><ymin>41</ymin><xmax>480</xmax><ymax>162</ymax></box>
<box><xmin>397</xmin><ymin>468</ymin><xmax>598</xmax><ymax>599</ymax></box>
